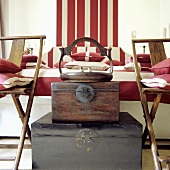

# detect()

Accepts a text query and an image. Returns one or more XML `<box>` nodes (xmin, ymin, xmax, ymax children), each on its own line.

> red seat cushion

<box><xmin>0</xmin><ymin>58</ymin><xmax>22</xmax><ymax>73</ymax></box>
<box><xmin>150</xmin><ymin>58</ymin><xmax>170</xmax><ymax>75</ymax></box>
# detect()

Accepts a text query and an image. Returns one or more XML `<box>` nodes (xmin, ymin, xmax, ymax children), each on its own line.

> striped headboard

<box><xmin>56</xmin><ymin>0</ymin><xmax>118</xmax><ymax>47</ymax></box>
<box><xmin>42</xmin><ymin>46</ymin><xmax>131</xmax><ymax>68</ymax></box>
<box><xmin>42</xmin><ymin>1</ymin><xmax>130</xmax><ymax>67</ymax></box>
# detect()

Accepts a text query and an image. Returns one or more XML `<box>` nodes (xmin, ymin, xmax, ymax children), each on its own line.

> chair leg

<box><xmin>158</xmin><ymin>156</ymin><xmax>170</xmax><ymax>170</ymax></box>
<box><xmin>13</xmin><ymin>94</ymin><xmax>34</xmax><ymax>170</ymax></box>
<box><xmin>11</xmin><ymin>94</ymin><xmax>32</xmax><ymax>141</ymax></box>
<box><xmin>142</xmin><ymin>94</ymin><xmax>162</xmax><ymax>146</ymax></box>
<box><xmin>167</xmin><ymin>163</ymin><xmax>170</xmax><ymax>170</ymax></box>
<box><xmin>141</xmin><ymin>94</ymin><xmax>162</xmax><ymax>170</ymax></box>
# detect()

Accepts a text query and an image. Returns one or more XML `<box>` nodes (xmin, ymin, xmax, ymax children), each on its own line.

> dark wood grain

<box><xmin>32</xmin><ymin>112</ymin><xmax>142</xmax><ymax>170</ymax></box>
<box><xmin>51</xmin><ymin>82</ymin><xmax>119</xmax><ymax>123</ymax></box>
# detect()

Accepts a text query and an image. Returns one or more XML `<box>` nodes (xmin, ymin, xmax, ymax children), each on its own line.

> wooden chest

<box><xmin>51</xmin><ymin>81</ymin><xmax>119</xmax><ymax>123</ymax></box>
<box><xmin>31</xmin><ymin>112</ymin><xmax>142</xmax><ymax>170</ymax></box>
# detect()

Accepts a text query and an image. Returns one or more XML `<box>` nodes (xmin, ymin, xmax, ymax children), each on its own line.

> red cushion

<box><xmin>0</xmin><ymin>73</ymin><xmax>33</xmax><ymax>90</ymax></box>
<box><xmin>140</xmin><ymin>63</ymin><xmax>152</xmax><ymax>71</ymax></box>
<box><xmin>105</xmin><ymin>60</ymin><xmax>124</xmax><ymax>66</ymax></box>
<box><xmin>141</xmin><ymin>74</ymin><xmax>170</xmax><ymax>90</ymax></box>
<box><xmin>140</xmin><ymin>63</ymin><xmax>152</xmax><ymax>67</ymax></box>
<box><xmin>22</xmin><ymin>55</ymin><xmax>38</xmax><ymax>62</ymax></box>
<box><xmin>0</xmin><ymin>58</ymin><xmax>22</xmax><ymax>73</ymax></box>
<box><xmin>150</xmin><ymin>58</ymin><xmax>170</xmax><ymax>75</ymax></box>
<box><xmin>71</xmin><ymin>52</ymin><xmax>105</xmax><ymax>62</ymax></box>
<box><xmin>136</xmin><ymin>54</ymin><xmax>151</xmax><ymax>63</ymax></box>
<box><xmin>53</xmin><ymin>61</ymin><xmax>68</xmax><ymax>68</ymax></box>
<box><xmin>130</xmin><ymin>54</ymin><xmax>151</xmax><ymax>63</ymax></box>
<box><xmin>21</xmin><ymin>55</ymin><xmax>46</xmax><ymax>69</ymax></box>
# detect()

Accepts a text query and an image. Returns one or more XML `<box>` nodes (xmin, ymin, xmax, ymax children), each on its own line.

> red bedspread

<box><xmin>20</xmin><ymin>68</ymin><xmax>170</xmax><ymax>104</ymax></box>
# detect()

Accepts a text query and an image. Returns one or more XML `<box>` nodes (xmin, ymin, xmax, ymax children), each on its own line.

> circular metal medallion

<box><xmin>76</xmin><ymin>84</ymin><xmax>95</xmax><ymax>103</ymax></box>
<box><xmin>75</xmin><ymin>128</ymin><xmax>99</xmax><ymax>152</ymax></box>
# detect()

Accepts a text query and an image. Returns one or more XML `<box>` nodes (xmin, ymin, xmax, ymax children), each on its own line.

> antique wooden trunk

<box><xmin>31</xmin><ymin>112</ymin><xmax>142</xmax><ymax>170</ymax></box>
<box><xmin>51</xmin><ymin>81</ymin><xmax>119</xmax><ymax>123</ymax></box>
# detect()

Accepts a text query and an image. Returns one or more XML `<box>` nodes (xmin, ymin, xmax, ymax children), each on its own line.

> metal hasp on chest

<box><xmin>51</xmin><ymin>37</ymin><xmax>119</xmax><ymax>123</ymax></box>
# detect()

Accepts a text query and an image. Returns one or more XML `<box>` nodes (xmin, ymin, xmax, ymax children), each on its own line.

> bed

<box><xmin>0</xmin><ymin>45</ymin><xmax>170</xmax><ymax>138</ymax></box>
<box><xmin>19</xmin><ymin>45</ymin><xmax>170</xmax><ymax>104</ymax></box>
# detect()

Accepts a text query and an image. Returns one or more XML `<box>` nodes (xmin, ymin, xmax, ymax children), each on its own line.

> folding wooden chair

<box><xmin>132</xmin><ymin>38</ymin><xmax>170</xmax><ymax>170</ymax></box>
<box><xmin>0</xmin><ymin>35</ymin><xmax>46</xmax><ymax>169</ymax></box>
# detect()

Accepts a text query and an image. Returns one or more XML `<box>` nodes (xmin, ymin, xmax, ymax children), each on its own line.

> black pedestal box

<box><xmin>31</xmin><ymin>112</ymin><xmax>142</xmax><ymax>170</ymax></box>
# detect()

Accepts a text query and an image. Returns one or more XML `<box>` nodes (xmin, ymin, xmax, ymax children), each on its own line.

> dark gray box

<box><xmin>32</xmin><ymin>112</ymin><xmax>142</xmax><ymax>170</ymax></box>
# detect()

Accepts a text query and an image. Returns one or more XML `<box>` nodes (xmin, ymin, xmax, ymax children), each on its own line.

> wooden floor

<box><xmin>0</xmin><ymin>138</ymin><xmax>31</xmax><ymax>170</ymax></box>
<box><xmin>0</xmin><ymin>138</ymin><xmax>170</xmax><ymax>170</ymax></box>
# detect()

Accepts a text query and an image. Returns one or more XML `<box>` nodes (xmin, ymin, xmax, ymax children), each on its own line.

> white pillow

<box><xmin>141</xmin><ymin>74</ymin><xmax>170</xmax><ymax>90</ymax></box>
<box><xmin>64</xmin><ymin>61</ymin><xmax>110</xmax><ymax>71</ymax></box>
<box><xmin>26</xmin><ymin>62</ymin><xmax>49</xmax><ymax>68</ymax></box>
<box><xmin>0</xmin><ymin>73</ymin><xmax>33</xmax><ymax>90</ymax></box>
<box><xmin>124</xmin><ymin>62</ymin><xmax>141</xmax><ymax>71</ymax></box>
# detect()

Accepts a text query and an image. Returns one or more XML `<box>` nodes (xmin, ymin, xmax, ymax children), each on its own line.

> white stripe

<box><xmin>85</xmin><ymin>0</ymin><xmax>90</xmax><ymax>37</ymax></box>
<box><xmin>85</xmin><ymin>0</ymin><xmax>90</xmax><ymax>47</ymax></box>
<box><xmin>42</xmin><ymin>52</ymin><xmax>49</xmax><ymax>66</ymax></box>
<box><xmin>62</xmin><ymin>0</ymin><xmax>67</xmax><ymax>46</ymax></box>
<box><xmin>112</xmin><ymin>47</ymin><xmax>120</xmax><ymax>61</ymax></box>
<box><xmin>76</xmin><ymin>47</ymin><xmax>87</xmax><ymax>52</ymax></box>
<box><xmin>108</xmin><ymin>0</ymin><xmax>113</xmax><ymax>47</ymax></box>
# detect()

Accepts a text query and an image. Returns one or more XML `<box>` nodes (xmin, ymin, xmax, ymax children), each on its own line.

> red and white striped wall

<box><xmin>43</xmin><ymin>46</ymin><xmax>131</xmax><ymax>68</ymax></box>
<box><xmin>43</xmin><ymin>0</ymin><xmax>123</xmax><ymax>67</ymax></box>
<box><xmin>56</xmin><ymin>0</ymin><xmax>118</xmax><ymax>47</ymax></box>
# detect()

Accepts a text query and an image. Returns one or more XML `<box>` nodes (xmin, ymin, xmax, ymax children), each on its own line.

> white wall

<box><xmin>160</xmin><ymin>0</ymin><xmax>170</xmax><ymax>56</ymax></box>
<box><xmin>6</xmin><ymin>0</ymin><xmax>170</xmax><ymax>55</ymax></box>
<box><xmin>160</xmin><ymin>0</ymin><xmax>170</xmax><ymax>37</ymax></box>
<box><xmin>6</xmin><ymin>0</ymin><xmax>165</xmax><ymax>55</ymax></box>
<box><xmin>118</xmin><ymin>0</ymin><xmax>161</xmax><ymax>55</ymax></box>
<box><xmin>8</xmin><ymin>0</ymin><xmax>170</xmax><ymax>56</ymax></box>
<box><xmin>8</xmin><ymin>0</ymin><xmax>56</xmax><ymax>53</ymax></box>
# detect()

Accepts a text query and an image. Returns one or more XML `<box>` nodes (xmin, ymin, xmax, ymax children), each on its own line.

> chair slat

<box><xmin>0</xmin><ymin>87</ymin><xmax>31</xmax><ymax>95</ymax></box>
<box><xmin>8</xmin><ymin>39</ymin><xmax>25</xmax><ymax>66</ymax></box>
<box><xmin>148</xmin><ymin>41</ymin><xmax>167</xmax><ymax>66</ymax></box>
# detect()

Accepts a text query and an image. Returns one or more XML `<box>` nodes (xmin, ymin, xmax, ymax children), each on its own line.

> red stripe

<box><xmin>56</xmin><ymin>0</ymin><xmax>62</xmax><ymax>46</ymax></box>
<box><xmin>67</xmin><ymin>0</ymin><xmax>75</xmax><ymax>46</ymax></box>
<box><xmin>56</xmin><ymin>0</ymin><xmax>118</xmax><ymax>48</ymax></box>
<box><xmin>100</xmin><ymin>0</ymin><xmax>108</xmax><ymax>46</ymax></box>
<box><xmin>72</xmin><ymin>47</ymin><xmax>77</xmax><ymax>54</ymax></box>
<box><xmin>113</xmin><ymin>0</ymin><xmax>118</xmax><ymax>47</ymax></box>
<box><xmin>48</xmin><ymin>48</ymin><xmax>54</xmax><ymax>68</ymax></box>
<box><xmin>120</xmin><ymin>48</ymin><xmax>125</xmax><ymax>65</ymax></box>
<box><xmin>90</xmin><ymin>0</ymin><xmax>98</xmax><ymax>46</ymax></box>
<box><xmin>77</xmin><ymin>0</ymin><xmax>85</xmax><ymax>46</ymax></box>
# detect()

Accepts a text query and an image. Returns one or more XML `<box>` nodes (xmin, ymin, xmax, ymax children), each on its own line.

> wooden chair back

<box><xmin>0</xmin><ymin>35</ymin><xmax>46</xmax><ymax>170</ymax></box>
<box><xmin>132</xmin><ymin>38</ymin><xmax>170</xmax><ymax>170</ymax></box>
<box><xmin>8</xmin><ymin>39</ymin><xmax>25</xmax><ymax>66</ymax></box>
<box><xmin>148</xmin><ymin>41</ymin><xmax>166</xmax><ymax>66</ymax></box>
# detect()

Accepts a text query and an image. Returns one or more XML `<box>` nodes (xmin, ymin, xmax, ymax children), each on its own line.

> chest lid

<box><xmin>51</xmin><ymin>81</ymin><xmax>119</xmax><ymax>92</ymax></box>
<box><xmin>32</xmin><ymin>112</ymin><xmax>142</xmax><ymax>137</ymax></box>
